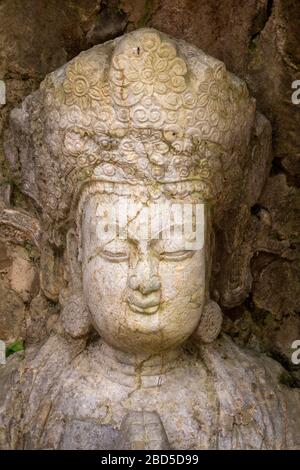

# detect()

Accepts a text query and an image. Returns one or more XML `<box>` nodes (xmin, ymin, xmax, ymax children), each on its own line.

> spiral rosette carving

<box><xmin>195</xmin><ymin>300</ymin><xmax>223</xmax><ymax>343</ymax></box>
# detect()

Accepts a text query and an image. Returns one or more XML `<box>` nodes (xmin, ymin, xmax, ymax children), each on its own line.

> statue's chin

<box><xmin>91</xmin><ymin>322</ymin><xmax>190</xmax><ymax>355</ymax></box>
<box><xmin>89</xmin><ymin>305</ymin><xmax>200</xmax><ymax>355</ymax></box>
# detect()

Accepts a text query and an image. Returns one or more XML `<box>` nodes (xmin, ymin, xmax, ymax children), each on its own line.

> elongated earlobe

<box><xmin>61</xmin><ymin>293</ymin><xmax>91</xmax><ymax>338</ymax></box>
<box><xmin>193</xmin><ymin>300</ymin><xmax>223</xmax><ymax>344</ymax></box>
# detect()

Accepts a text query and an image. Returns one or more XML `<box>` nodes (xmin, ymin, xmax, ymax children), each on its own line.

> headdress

<box><xmin>5</xmin><ymin>28</ymin><xmax>256</xmax><ymax>244</ymax></box>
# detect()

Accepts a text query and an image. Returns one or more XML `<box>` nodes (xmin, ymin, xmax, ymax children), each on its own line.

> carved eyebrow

<box><xmin>154</xmin><ymin>224</ymin><xmax>184</xmax><ymax>241</ymax></box>
<box><xmin>84</xmin><ymin>238</ymin><xmax>129</xmax><ymax>266</ymax></box>
<box><xmin>126</xmin><ymin>222</ymin><xmax>185</xmax><ymax>242</ymax></box>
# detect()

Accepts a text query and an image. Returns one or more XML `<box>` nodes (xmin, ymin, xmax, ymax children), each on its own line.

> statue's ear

<box><xmin>60</xmin><ymin>228</ymin><xmax>92</xmax><ymax>339</ymax></box>
<box><xmin>211</xmin><ymin>112</ymin><xmax>272</xmax><ymax>308</ymax></box>
<box><xmin>193</xmin><ymin>300</ymin><xmax>223</xmax><ymax>344</ymax></box>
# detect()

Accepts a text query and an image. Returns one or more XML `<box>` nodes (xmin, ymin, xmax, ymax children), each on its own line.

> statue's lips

<box><xmin>128</xmin><ymin>302</ymin><xmax>160</xmax><ymax>314</ymax></box>
<box><xmin>127</xmin><ymin>294</ymin><xmax>160</xmax><ymax>315</ymax></box>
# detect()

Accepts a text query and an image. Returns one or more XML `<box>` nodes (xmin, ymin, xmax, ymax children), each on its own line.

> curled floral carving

<box><xmin>197</xmin><ymin>64</ymin><xmax>233</xmax><ymax>131</ymax></box>
<box><xmin>63</xmin><ymin>60</ymin><xmax>105</xmax><ymax>111</ymax></box>
<box><xmin>5</xmin><ymin>28</ymin><xmax>254</xmax><ymax>244</ymax></box>
<box><xmin>111</xmin><ymin>32</ymin><xmax>187</xmax><ymax>103</ymax></box>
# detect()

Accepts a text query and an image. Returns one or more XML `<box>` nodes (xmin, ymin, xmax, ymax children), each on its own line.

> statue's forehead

<box><xmin>81</xmin><ymin>192</ymin><xmax>205</xmax><ymax>240</ymax></box>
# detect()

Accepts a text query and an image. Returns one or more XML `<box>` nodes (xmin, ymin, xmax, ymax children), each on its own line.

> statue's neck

<box><xmin>92</xmin><ymin>340</ymin><xmax>181</xmax><ymax>388</ymax></box>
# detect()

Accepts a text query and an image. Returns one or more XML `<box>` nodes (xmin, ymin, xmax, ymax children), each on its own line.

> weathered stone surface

<box><xmin>0</xmin><ymin>0</ymin><xmax>299</xmax><ymax>451</ymax></box>
<box><xmin>87</xmin><ymin>1</ymin><xmax>128</xmax><ymax>45</ymax></box>
<box><xmin>0</xmin><ymin>209</ymin><xmax>41</xmax><ymax>247</ymax></box>
<box><xmin>40</xmin><ymin>243</ymin><xmax>64</xmax><ymax>302</ymax></box>
<box><xmin>259</xmin><ymin>173</ymin><xmax>300</xmax><ymax>234</ymax></box>
<box><xmin>116</xmin><ymin>411</ymin><xmax>170</xmax><ymax>450</ymax></box>
<box><xmin>223</xmin><ymin>304</ymin><xmax>300</xmax><ymax>384</ymax></box>
<box><xmin>26</xmin><ymin>294</ymin><xmax>58</xmax><ymax>345</ymax></box>
<box><xmin>0</xmin><ymin>0</ymin><xmax>298</xmax><ymax>358</ymax></box>
<box><xmin>7</xmin><ymin>246</ymin><xmax>36</xmax><ymax>302</ymax></box>
<box><xmin>253</xmin><ymin>259</ymin><xmax>300</xmax><ymax>318</ymax></box>
<box><xmin>0</xmin><ymin>241</ymin><xmax>11</xmax><ymax>271</ymax></box>
<box><xmin>0</xmin><ymin>352</ymin><xmax>24</xmax><ymax>449</ymax></box>
<box><xmin>0</xmin><ymin>28</ymin><xmax>299</xmax><ymax>451</ymax></box>
<box><xmin>60</xmin><ymin>420</ymin><xmax>119</xmax><ymax>450</ymax></box>
<box><xmin>0</xmin><ymin>0</ymin><xmax>101</xmax><ymax>80</ymax></box>
<box><xmin>0</xmin><ymin>283</ymin><xmax>25</xmax><ymax>343</ymax></box>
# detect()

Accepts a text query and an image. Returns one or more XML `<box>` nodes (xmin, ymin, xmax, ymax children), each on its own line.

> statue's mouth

<box><xmin>127</xmin><ymin>299</ymin><xmax>160</xmax><ymax>315</ymax></box>
<box><xmin>127</xmin><ymin>291</ymin><xmax>161</xmax><ymax>315</ymax></box>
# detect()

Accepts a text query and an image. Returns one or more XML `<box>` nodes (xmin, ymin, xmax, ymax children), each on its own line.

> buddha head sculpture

<box><xmin>4</xmin><ymin>28</ymin><xmax>271</xmax><ymax>356</ymax></box>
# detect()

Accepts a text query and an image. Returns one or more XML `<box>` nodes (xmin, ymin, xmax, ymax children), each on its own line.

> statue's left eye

<box><xmin>160</xmin><ymin>250</ymin><xmax>194</xmax><ymax>261</ymax></box>
<box><xmin>101</xmin><ymin>250</ymin><xmax>129</xmax><ymax>262</ymax></box>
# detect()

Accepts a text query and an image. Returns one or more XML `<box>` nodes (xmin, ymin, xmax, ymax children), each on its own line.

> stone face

<box><xmin>81</xmin><ymin>193</ymin><xmax>206</xmax><ymax>354</ymax></box>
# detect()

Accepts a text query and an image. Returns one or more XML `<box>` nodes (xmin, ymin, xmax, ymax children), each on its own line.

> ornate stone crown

<box><xmin>5</xmin><ymin>28</ymin><xmax>256</xmax><ymax>244</ymax></box>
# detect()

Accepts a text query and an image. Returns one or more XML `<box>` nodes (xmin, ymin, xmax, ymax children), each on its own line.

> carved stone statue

<box><xmin>1</xmin><ymin>28</ymin><xmax>299</xmax><ymax>450</ymax></box>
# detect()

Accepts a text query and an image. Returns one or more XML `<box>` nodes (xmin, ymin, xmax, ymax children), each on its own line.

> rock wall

<box><xmin>0</xmin><ymin>0</ymin><xmax>299</xmax><ymax>382</ymax></box>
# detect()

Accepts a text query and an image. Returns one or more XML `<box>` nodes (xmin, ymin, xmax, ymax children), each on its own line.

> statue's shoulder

<box><xmin>0</xmin><ymin>351</ymin><xmax>24</xmax><ymax>449</ymax></box>
<box><xmin>0</xmin><ymin>334</ymin><xmax>86</xmax><ymax>449</ymax></box>
<box><xmin>201</xmin><ymin>334</ymin><xmax>300</xmax><ymax>449</ymax></box>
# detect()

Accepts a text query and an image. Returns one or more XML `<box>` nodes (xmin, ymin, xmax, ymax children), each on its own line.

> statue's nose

<box><xmin>128</xmin><ymin>272</ymin><xmax>161</xmax><ymax>295</ymax></box>
<box><xmin>128</xmin><ymin>249</ymin><xmax>161</xmax><ymax>295</ymax></box>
